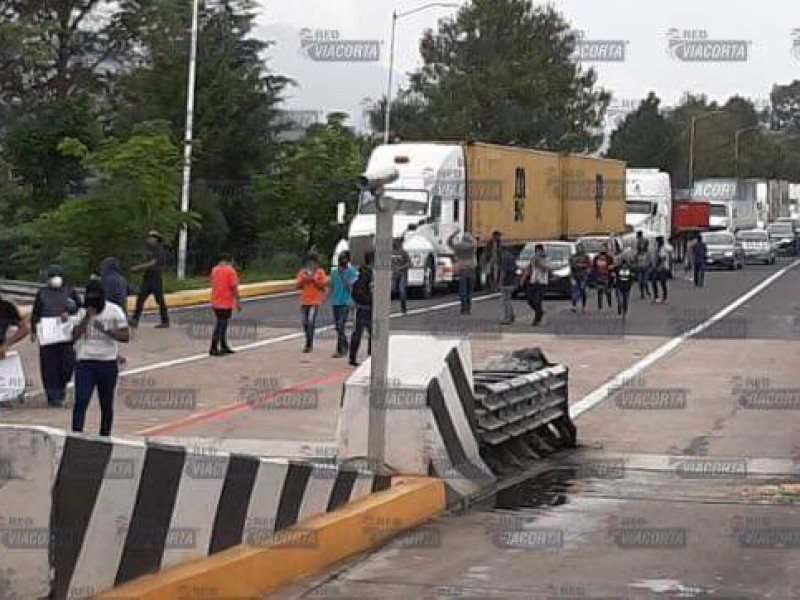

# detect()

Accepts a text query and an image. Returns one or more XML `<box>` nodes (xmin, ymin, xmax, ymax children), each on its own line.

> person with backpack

<box><xmin>592</xmin><ymin>244</ymin><xmax>614</xmax><ymax>311</ymax></box>
<box><xmin>569</xmin><ymin>243</ymin><xmax>591</xmax><ymax>313</ymax></box>
<box><xmin>634</xmin><ymin>231</ymin><xmax>651</xmax><ymax>300</ymax></box>
<box><xmin>651</xmin><ymin>236</ymin><xmax>670</xmax><ymax>304</ymax></box>
<box><xmin>613</xmin><ymin>256</ymin><xmax>635</xmax><ymax>319</ymax></box>
<box><xmin>330</xmin><ymin>251</ymin><xmax>358</xmax><ymax>358</ymax></box>
<box><xmin>296</xmin><ymin>250</ymin><xmax>328</xmax><ymax>353</ymax></box>
<box><xmin>349</xmin><ymin>252</ymin><xmax>374</xmax><ymax>367</ymax></box>
<box><xmin>498</xmin><ymin>247</ymin><xmax>517</xmax><ymax>325</ymax></box>
<box><xmin>130</xmin><ymin>230</ymin><xmax>170</xmax><ymax>328</ymax></box>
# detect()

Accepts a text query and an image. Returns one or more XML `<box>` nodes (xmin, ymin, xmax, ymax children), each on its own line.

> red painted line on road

<box><xmin>136</xmin><ymin>367</ymin><xmax>353</xmax><ymax>437</ymax></box>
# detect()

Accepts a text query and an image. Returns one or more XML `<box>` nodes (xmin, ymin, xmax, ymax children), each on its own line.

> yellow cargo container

<box><xmin>463</xmin><ymin>141</ymin><xmax>626</xmax><ymax>245</ymax></box>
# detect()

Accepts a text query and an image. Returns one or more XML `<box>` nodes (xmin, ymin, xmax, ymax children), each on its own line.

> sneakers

<box><xmin>332</xmin><ymin>351</ymin><xmax>344</xmax><ymax>358</ymax></box>
<box><xmin>220</xmin><ymin>347</ymin><xmax>235</xmax><ymax>355</ymax></box>
<box><xmin>209</xmin><ymin>348</ymin><xmax>222</xmax><ymax>357</ymax></box>
<box><xmin>302</xmin><ymin>346</ymin><xmax>312</xmax><ymax>353</ymax></box>
<box><xmin>348</xmin><ymin>360</ymin><xmax>359</xmax><ymax>367</ymax></box>
<box><xmin>155</xmin><ymin>322</ymin><xmax>170</xmax><ymax>329</ymax></box>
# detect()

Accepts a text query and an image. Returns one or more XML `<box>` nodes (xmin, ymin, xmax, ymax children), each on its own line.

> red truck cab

<box><xmin>672</xmin><ymin>199</ymin><xmax>710</xmax><ymax>262</ymax></box>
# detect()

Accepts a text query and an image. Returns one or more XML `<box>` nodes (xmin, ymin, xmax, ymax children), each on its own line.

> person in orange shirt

<box><xmin>296</xmin><ymin>250</ymin><xmax>328</xmax><ymax>353</ymax></box>
<box><xmin>209</xmin><ymin>253</ymin><xmax>241</xmax><ymax>356</ymax></box>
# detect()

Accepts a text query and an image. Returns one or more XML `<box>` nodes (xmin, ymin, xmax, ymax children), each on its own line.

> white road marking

<box><xmin>571</xmin><ymin>258</ymin><xmax>800</xmax><ymax>419</ymax></box>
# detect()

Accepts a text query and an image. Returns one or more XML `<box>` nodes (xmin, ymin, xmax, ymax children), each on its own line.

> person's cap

<box><xmin>147</xmin><ymin>230</ymin><xmax>163</xmax><ymax>241</ymax></box>
<box><xmin>46</xmin><ymin>264</ymin><xmax>64</xmax><ymax>277</ymax></box>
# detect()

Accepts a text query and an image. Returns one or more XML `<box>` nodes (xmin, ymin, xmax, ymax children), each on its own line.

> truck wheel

<box><xmin>421</xmin><ymin>262</ymin><xmax>434</xmax><ymax>299</ymax></box>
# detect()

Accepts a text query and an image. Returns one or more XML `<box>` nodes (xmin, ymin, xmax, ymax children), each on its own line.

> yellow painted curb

<box><xmin>97</xmin><ymin>477</ymin><xmax>445</xmax><ymax>600</ymax></box>
<box><xmin>127</xmin><ymin>279</ymin><xmax>296</xmax><ymax>312</ymax></box>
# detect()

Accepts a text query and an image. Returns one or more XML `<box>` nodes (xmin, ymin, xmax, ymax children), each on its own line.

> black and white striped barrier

<box><xmin>337</xmin><ymin>335</ymin><xmax>496</xmax><ymax>502</ymax></box>
<box><xmin>0</xmin><ymin>425</ymin><xmax>391</xmax><ymax>600</ymax></box>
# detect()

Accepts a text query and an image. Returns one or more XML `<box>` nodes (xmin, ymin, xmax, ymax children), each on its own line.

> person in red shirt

<box><xmin>592</xmin><ymin>244</ymin><xmax>615</xmax><ymax>311</ymax></box>
<box><xmin>296</xmin><ymin>250</ymin><xmax>328</xmax><ymax>353</ymax></box>
<box><xmin>209</xmin><ymin>253</ymin><xmax>241</xmax><ymax>356</ymax></box>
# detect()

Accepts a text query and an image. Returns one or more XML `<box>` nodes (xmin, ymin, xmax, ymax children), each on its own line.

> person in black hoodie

<box><xmin>348</xmin><ymin>252</ymin><xmax>374</xmax><ymax>367</ymax></box>
<box><xmin>100</xmin><ymin>257</ymin><xmax>135</xmax><ymax>321</ymax></box>
<box><xmin>30</xmin><ymin>264</ymin><xmax>82</xmax><ymax>407</ymax></box>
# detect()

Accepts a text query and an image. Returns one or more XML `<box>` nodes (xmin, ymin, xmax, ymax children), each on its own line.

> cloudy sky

<box><xmin>256</xmin><ymin>0</ymin><xmax>800</xmax><ymax>128</ymax></box>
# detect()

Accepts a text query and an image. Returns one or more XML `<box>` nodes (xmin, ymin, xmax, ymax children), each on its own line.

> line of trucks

<box><xmin>333</xmin><ymin>141</ymin><xmax>800</xmax><ymax>296</ymax></box>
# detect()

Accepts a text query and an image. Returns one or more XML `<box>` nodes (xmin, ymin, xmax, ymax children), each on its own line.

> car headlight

<box><xmin>553</xmin><ymin>266</ymin><xmax>570</xmax><ymax>278</ymax></box>
<box><xmin>724</xmin><ymin>251</ymin><xmax>733</xmax><ymax>257</ymax></box>
<box><xmin>515</xmin><ymin>268</ymin><xmax>523</xmax><ymax>276</ymax></box>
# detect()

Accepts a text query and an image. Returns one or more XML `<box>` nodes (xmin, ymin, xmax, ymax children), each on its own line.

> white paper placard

<box><xmin>0</xmin><ymin>351</ymin><xmax>26</xmax><ymax>403</ymax></box>
<box><xmin>35</xmin><ymin>316</ymin><xmax>74</xmax><ymax>347</ymax></box>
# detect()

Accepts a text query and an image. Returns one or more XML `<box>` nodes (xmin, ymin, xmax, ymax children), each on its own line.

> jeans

<box><xmin>526</xmin><ymin>283</ymin><xmax>544</xmax><ymax>324</ymax></box>
<box><xmin>459</xmin><ymin>272</ymin><xmax>475</xmax><ymax>314</ymax></box>
<box><xmin>596</xmin><ymin>280</ymin><xmax>613</xmax><ymax>310</ymax></box>
<box><xmin>39</xmin><ymin>342</ymin><xmax>75</xmax><ymax>405</ymax></box>
<box><xmin>637</xmin><ymin>266</ymin><xmax>651</xmax><ymax>299</ymax></box>
<box><xmin>133</xmin><ymin>273</ymin><xmax>169</xmax><ymax>324</ymax></box>
<box><xmin>211</xmin><ymin>308</ymin><xmax>232</xmax><ymax>350</ymax></box>
<box><xmin>349</xmin><ymin>305</ymin><xmax>372</xmax><ymax>363</ymax></box>
<box><xmin>73</xmin><ymin>360</ymin><xmax>119</xmax><ymax>436</ymax></box>
<box><xmin>393</xmin><ymin>273</ymin><xmax>408</xmax><ymax>312</ymax></box>
<box><xmin>301</xmin><ymin>305</ymin><xmax>319</xmax><ymax>350</ymax></box>
<box><xmin>693</xmin><ymin>263</ymin><xmax>705</xmax><ymax>287</ymax></box>
<box><xmin>332</xmin><ymin>305</ymin><xmax>350</xmax><ymax>354</ymax></box>
<box><xmin>616</xmin><ymin>286</ymin><xmax>631</xmax><ymax>317</ymax></box>
<box><xmin>571</xmin><ymin>276</ymin><xmax>588</xmax><ymax>309</ymax></box>
<box><xmin>500</xmin><ymin>285</ymin><xmax>515</xmax><ymax>322</ymax></box>
<box><xmin>652</xmin><ymin>269</ymin><xmax>668</xmax><ymax>300</ymax></box>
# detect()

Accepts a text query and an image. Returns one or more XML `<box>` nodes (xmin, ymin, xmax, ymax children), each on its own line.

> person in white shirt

<box><xmin>71</xmin><ymin>279</ymin><xmax>130</xmax><ymax>436</ymax></box>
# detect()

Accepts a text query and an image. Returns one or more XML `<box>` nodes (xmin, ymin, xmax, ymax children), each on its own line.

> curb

<box><xmin>15</xmin><ymin>280</ymin><xmax>296</xmax><ymax>319</ymax></box>
<box><xmin>97</xmin><ymin>476</ymin><xmax>445</xmax><ymax>600</ymax></box>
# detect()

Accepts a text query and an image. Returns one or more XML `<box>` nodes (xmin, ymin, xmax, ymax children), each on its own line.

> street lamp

<box><xmin>177</xmin><ymin>0</ymin><xmax>201</xmax><ymax>280</ymax></box>
<box><xmin>688</xmin><ymin>110</ymin><xmax>726</xmax><ymax>189</ymax></box>
<box><xmin>734</xmin><ymin>125</ymin><xmax>760</xmax><ymax>178</ymax></box>
<box><xmin>383</xmin><ymin>2</ymin><xmax>459</xmax><ymax>144</ymax></box>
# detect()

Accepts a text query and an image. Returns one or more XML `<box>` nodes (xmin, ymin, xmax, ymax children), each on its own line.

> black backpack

<box><xmin>352</xmin><ymin>267</ymin><xmax>373</xmax><ymax>306</ymax></box>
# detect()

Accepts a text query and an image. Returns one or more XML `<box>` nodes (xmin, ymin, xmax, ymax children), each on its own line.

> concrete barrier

<box><xmin>0</xmin><ymin>425</ymin><xmax>392</xmax><ymax>599</ymax></box>
<box><xmin>337</xmin><ymin>335</ymin><xmax>496</xmax><ymax>503</ymax></box>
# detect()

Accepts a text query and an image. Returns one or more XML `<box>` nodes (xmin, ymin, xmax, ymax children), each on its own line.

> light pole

<box><xmin>734</xmin><ymin>125</ymin><xmax>760</xmax><ymax>178</ymax></box>
<box><xmin>688</xmin><ymin>110</ymin><xmax>726</xmax><ymax>190</ymax></box>
<box><xmin>177</xmin><ymin>0</ymin><xmax>200</xmax><ymax>280</ymax></box>
<box><xmin>383</xmin><ymin>2</ymin><xmax>459</xmax><ymax>144</ymax></box>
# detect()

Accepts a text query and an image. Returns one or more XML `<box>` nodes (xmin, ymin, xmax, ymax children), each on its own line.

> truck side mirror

<box><xmin>337</xmin><ymin>201</ymin><xmax>346</xmax><ymax>225</ymax></box>
<box><xmin>431</xmin><ymin>196</ymin><xmax>442</xmax><ymax>220</ymax></box>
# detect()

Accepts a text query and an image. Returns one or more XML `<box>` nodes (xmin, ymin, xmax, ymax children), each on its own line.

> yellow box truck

<box><xmin>336</xmin><ymin>141</ymin><xmax>626</xmax><ymax>296</ymax></box>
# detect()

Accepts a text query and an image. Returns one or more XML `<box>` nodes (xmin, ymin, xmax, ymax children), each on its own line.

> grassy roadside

<box><xmin>160</xmin><ymin>269</ymin><xmax>294</xmax><ymax>293</ymax></box>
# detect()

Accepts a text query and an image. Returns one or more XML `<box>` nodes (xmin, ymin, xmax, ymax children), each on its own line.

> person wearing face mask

<box><xmin>71</xmin><ymin>279</ymin><xmax>130</xmax><ymax>436</ymax></box>
<box><xmin>30</xmin><ymin>265</ymin><xmax>82</xmax><ymax>407</ymax></box>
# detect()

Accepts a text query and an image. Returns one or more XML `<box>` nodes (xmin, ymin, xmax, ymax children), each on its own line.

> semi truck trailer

<box><xmin>335</xmin><ymin>141</ymin><xmax>626</xmax><ymax>296</ymax></box>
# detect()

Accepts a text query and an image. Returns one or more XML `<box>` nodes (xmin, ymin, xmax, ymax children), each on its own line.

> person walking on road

<box><xmin>592</xmin><ymin>244</ymin><xmax>614</xmax><ymax>311</ymax></box>
<box><xmin>349</xmin><ymin>252</ymin><xmax>374</xmax><ymax>367</ymax></box>
<box><xmin>524</xmin><ymin>244</ymin><xmax>549</xmax><ymax>326</ymax></box>
<box><xmin>99</xmin><ymin>257</ymin><xmax>135</xmax><ymax>366</ymax></box>
<box><xmin>684</xmin><ymin>236</ymin><xmax>696</xmax><ymax>282</ymax></box>
<box><xmin>691</xmin><ymin>233</ymin><xmax>708</xmax><ymax>288</ymax></box>
<box><xmin>296</xmin><ymin>250</ymin><xmax>328</xmax><ymax>353</ymax></box>
<box><xmin>209</xmin><ymin>253</ymin><xmax>241</xmax><ymax>356</ymax></box>
<box><xmin>0</xmin><ymin>293</ymin><xmax>29</xmax><ymax>359</ymax></box>
<box><xmin>634</xmin><ymin>231</ymin><xmax>651</xmax><ymax>300</ymax></box>
<box><xmin>330</xmin><ymin>251</ymin><xmax>358</xmax><ymax>358</ymax></box>
<box><xmin>485</xmin><ymin>231</ymin><xmax>503</xmax><ymax>292</ymax></box>
<box><xmin>651</xmin><ymin>236</ymin><xmax>670</xmax><ymax>303</ymax></box>
<box><xmin>499</xmin><ymin>247</ymin><xmax>517</xmax><ymax>325</ymax></box>
<box><xmin>71</xmin><ymin>279</ymin><xmax>129</xmax><ymax>436</ymax></box>
<box><xmin>30</xmin><ymin>265</ymin><xmax>82</xmax><ymax>407</ymax></box>
<box><xmin>130</xmin><ymin>231</ymin><xmax>170</xmax><ymax>328</ymax></box>
<box><xmin>614</xmin><ymin>257</ymin><xmax>634</xmax><ymax>319</ymax></box>
<box><xmin>449</xmin><ymin>231</ymin><xmax>478</xmax><ymax>315</ymax></box>
<box><xmin>391</xmin><ymin>239</ymin><xmax>411</xmax><ymax>314</ymax></box>
<box><xmin>570</xmin><ymin>243</ymin><xmax>591</xmax><ymax>313</ymax></box>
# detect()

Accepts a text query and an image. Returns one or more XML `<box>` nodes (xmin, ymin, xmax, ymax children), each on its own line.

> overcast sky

<box><xmin>257</xmin><ymin>0</ymin><xmax>800</xmax><ymax>128</ymax></box>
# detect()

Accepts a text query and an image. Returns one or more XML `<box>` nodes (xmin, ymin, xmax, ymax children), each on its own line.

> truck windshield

<box><xmin>626</xmin><ymin>200</ymin><xmax>653</xmax><ymax>215</ymax></box>
<box><xmin>358</xmin><ymin>189</ymin><xmax>429</xmax><ymax>216</ymax></box>
<box><xmin>709</xmin><ymin>205</ymin><xmax>727</xmax><ymax>217</ymax></box>
<box><xmin>737</xmin><ymin>232</ymin><xmax>767</xmax><ymax>241</ymax></box>
<box><xmin>703</xmin><ymin>233</ymin><xmax>733</xmax><ymax>245</ymax></box>
<box><xmin>577</xmin><ymin>238</ymin><xmax>607</xmax><ymax>254</ymax></box>
<box><xmin>767</xmin><ymin>224</ymin><xmax>793</xmax><ymax>236</ymax></box>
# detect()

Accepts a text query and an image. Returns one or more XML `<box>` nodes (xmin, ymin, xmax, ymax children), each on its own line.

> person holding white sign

<box><xmin>71</xmin><ymin>280</ymin><xmax>130</xmax><ymax>436</ymax></box>
<box><xmin>30</xmin><ymin>265</ymin><xmax>82</xmax><ymax>407</ymax></box>
<box><xmin>0</xmin><ymin>293</ymin><xmax>29</xmax><ymax>359</ymax></box>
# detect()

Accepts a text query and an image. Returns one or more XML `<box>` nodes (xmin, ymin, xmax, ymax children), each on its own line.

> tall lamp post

<box><xmin>734</xmin><ymin>125</ymin><xmax>760</xmax><ymax>178</ymax></box>
<box><xmin>384</xmin><ymin>2</ymin><xmax>459</xmax><ymax>144</ymax></box>
<box><xmin>177</xmin><ymin>0</ymin><xmax>201</xmax><ymax>280</ymax></box>
<box><xmin>688</xmin><ymin>110</ymin><xmax>726</xmax><ymax>190</ymax></box>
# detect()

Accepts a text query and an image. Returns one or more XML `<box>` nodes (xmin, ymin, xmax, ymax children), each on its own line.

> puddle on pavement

<box><xmin>494</xmin><ymin>467</ymin><xmax>577</xmax><ymax>510</ymax></box>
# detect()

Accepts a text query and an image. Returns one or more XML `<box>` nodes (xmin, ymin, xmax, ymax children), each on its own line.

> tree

<box><xmin>606</xmin><ymin>92</ymin><xmax>679</xmax><ymax>172</ymax></box>
<box><xmin>369</xmin><ymin>0</ymin><xmax>610</xmax><ymax>152</ymax></box>
<box><xmin>770</xmin><ymin>80</ymin><xmax>800</xmax><ymax>135</ymax></box>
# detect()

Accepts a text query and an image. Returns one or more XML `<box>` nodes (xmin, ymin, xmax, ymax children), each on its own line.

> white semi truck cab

<box><xmin>625</xmin><ymin>169</ymin><xmax>672</xmax><ymax>240</ymax></box>
<box><xmin>334</xmin><ymin>143</ymin><xmax>468</xmax><ymax>298</ymax></box>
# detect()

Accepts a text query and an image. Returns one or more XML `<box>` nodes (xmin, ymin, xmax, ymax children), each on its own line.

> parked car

<box><xmin>515</xmin><ymin>241</ymin><xmax>577</xmax><ymax>298</ymax></box>
<box><xmin>577</xmin><ymin>235</ymin><xmax>624</xmax><ymax>262</ymax></box>
<box><xmin>701</xmin><ymin>231</ymin><xmax>745</xmax><ymax>270</ymax></box>
<box><xmin>766</xmin><ymin>221</ymin><xmax>798</xmax><ymax>256</ymax></box>
<box><xmin>736</xmin><ymin>229</ymin><xmax>775</xmax><ymax>265</ymax></box>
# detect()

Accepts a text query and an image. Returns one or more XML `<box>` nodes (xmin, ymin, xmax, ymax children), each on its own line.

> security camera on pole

<box><xmin>358</xmin><ymin>165</ymin><xmax>399</xmax><ymax>468</ymax></box>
